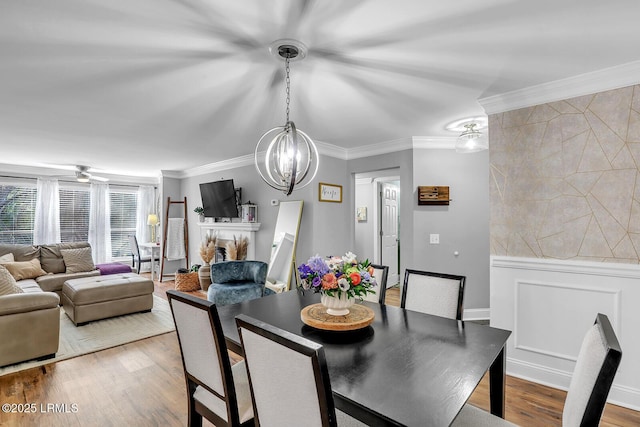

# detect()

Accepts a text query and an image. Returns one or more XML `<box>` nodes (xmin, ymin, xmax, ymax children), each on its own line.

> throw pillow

<box><xmin>0</xmin><ymin>253</ymin><xmax>15</xmax><ymax>263</ymax></box>
<box><xmin>60</xmin><ymin>247</ymin><xmax>96</xmax><ymax>273</ymax></box>
<box><xmin>0</xmin><ymin>265</ymin><xmax>24</xmax><ymax>295</ymax></box>
<box><xmin>2</xmin><ymin>258</ymin><xmax>47</xmax><ymax>281</ymax></box>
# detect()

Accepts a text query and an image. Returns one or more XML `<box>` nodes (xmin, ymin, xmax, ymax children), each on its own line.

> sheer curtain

<box><xmin>33</xmin><ymin>178</ymin><xmax>61</xmax><ymax>245</ymax></box>
<box><xmin>89</xmin><ymin>183</ymin><xmax>112</xmax><ymax>263</ymax></box>
<box><xmin>136</xmin><ymin>185</ymin><xmax>156</xmax><ymax>243</ymax></box>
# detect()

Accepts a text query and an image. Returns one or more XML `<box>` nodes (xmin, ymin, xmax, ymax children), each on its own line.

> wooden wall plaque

<box><xmin>418</xmin><ymin>186</ymin><xmax>450</xmax><ymax>205</ymax></box>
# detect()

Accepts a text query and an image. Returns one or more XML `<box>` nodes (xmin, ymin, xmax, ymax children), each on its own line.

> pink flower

<box><xmin>322</xmin><ymin>273</ymin><xmax>338</xmax><ymax>290</ymax></box>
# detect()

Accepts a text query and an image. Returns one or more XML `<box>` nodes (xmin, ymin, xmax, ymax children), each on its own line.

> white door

<box><xmin>380</xmin><ymin>182</ymin><xmax>399</xmax><ymax>286</ymax></box>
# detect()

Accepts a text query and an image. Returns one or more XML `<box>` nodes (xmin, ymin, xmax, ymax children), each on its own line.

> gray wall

<box><xmin>176</xmin><ymin>147</ymin><xmax>490</xmax><ymax>311</ymax></box>
<box><xmin>354</xmin><ymin>177</ymin><xmax>375</xmax><ymax>259</ymax></box>
<box><xmin>410</xmin><ymin>149</ymin><xmax>490</xmax><ymax>309</ymax></box>
<box><xmin>348</xmin><ymin>150</ymin><xmax>414</xmax><ymax>284</ymax></box>
<box><xmin>180</xmin><ymin>154</ymin><xmax>351</xmax><ymax>269</ymax></box>
<box><xmin>354</xmin><ymin>168</ymin><xmax>402</xmax><ymax>262</ymax></box>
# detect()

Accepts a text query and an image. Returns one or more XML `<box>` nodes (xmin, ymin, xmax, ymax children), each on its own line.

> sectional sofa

<box><xmin>0</xmin><ymin>242</ymin><xmax>100</xmax><ymax>367</ymax></box>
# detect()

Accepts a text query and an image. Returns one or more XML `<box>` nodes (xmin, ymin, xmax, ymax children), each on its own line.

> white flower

<box><xmin>342</xmin><ymin>251</ymin><xmax>357</xmax><ymax>264</ymax></box>
<box><xmin>327</xmin><ymin>256</ymin><xmax>343</xmax><ymax>271</ymax></box>
<box><xmin>337</xmin><ymin>277</ymin><xmax>350</xmax><ymax>291</ymax></box>
<box><xmin>301</xmin><ymin>279</ymin><xmax>311</xmax><ymax>290</ymax></box>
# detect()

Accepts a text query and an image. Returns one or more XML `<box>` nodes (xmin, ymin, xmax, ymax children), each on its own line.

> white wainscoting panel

<box><xmin>514</xmin><ymin>280</ymin><xmax>620</xmax><ymax>361</ymax></box>
<box><xmin>491</xmin><ymin>256</ymin><xmax>640</xmax><ymax>410</ymax></box>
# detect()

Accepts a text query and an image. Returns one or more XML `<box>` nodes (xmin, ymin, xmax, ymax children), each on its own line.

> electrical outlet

<box><xmin>429</xmin><ymin>234</ymin><xmax>440</xmax><ymax>244</ymax></box>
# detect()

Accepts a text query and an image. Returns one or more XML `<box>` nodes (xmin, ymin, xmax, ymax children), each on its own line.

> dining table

<box><xmin>216</xmin><ymin>290</ymin><xmax>511</xmax><ymax>427</ymax></box>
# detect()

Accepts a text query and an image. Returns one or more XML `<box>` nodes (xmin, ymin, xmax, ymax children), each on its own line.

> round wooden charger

<box><xmin>301</xmin><ymin>303</ymin><xmax>375</xmax><ymax>331</ymax></box>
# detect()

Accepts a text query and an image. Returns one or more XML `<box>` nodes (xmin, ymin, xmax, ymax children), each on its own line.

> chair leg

<box><xmin>136</xmin><ymin>259</ymin><xmax>141</xmax><ymax>274</ymax></box>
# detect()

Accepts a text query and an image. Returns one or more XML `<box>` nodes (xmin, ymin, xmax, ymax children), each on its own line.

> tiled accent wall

<box><xmin>489</xmin><ymin>85</ymin><xmax>640</xmax><ymax>262</ymax></box>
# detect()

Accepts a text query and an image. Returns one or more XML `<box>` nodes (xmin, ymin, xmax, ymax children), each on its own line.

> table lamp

<box><xmin>147</xmin><ymin>214</ymin><xmax>159</xmax><ymax>243</ymax></box>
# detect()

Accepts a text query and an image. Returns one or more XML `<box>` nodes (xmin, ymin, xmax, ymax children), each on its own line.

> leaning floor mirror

<box><xmin>265</xmin><ymin>200</ymin><xmax>303</xmax><ymax>293</ymax></box>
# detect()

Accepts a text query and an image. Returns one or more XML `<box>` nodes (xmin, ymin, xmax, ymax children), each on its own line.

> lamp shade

<box><xmin>147</xmin><ymin>214</ymin><xmax>159</xmax><ymax>226</ymax></box>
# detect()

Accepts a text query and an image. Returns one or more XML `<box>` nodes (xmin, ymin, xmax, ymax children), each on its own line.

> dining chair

<box><xmin>362</xmin><ymin>263</ymin><xmax>388</xmax><ymax>304</ymax></box>
<box><xmin>167</xmin><ymin>290</ymin><xmax>254</xmax><ymax>427</ymax></box>
<box><xmin>401</xmin><ymin>269</ymin><xmax>466</xmax><ymax>320</ymax></box>
<box><xmin>235</xmin><ymin>314</ymin><xmax>366</xmax><ymax>427</ymax></box>
<box><xmin>453</xmin><ymin>313</ymin><xmax>622</xmax><ymax>427</ymax></box>
<box><xmin>128</xmin><ymin>234</ymin><xmax>159</xmax><ymax>274</ymax></box>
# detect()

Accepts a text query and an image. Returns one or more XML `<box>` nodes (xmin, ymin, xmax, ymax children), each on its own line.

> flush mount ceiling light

<box><xmin>446</xmin><ymin>117</ymin><xmax>488</xmax><ymax>153</ymax></box>
<box><xmin>455</xmin><ymin>123</ymin><xmax>488</xmax><ymax>153</ymax></box>
<box><xmin>254</xmin><ymin>40</ymin><xmax>319</xmax><ymax>196</ymax></box>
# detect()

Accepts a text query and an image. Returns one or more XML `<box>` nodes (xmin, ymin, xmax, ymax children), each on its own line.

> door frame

<box><xmin>372</xmin><ymin>176</ymin><xmax>400</xmax><ymax>285</ymax></box>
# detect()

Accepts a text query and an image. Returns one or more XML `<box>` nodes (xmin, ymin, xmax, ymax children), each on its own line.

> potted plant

<box><xmin>194</xmin><ymin>206</ymin><xmax>205</xmax><ymax>222</ymax></box>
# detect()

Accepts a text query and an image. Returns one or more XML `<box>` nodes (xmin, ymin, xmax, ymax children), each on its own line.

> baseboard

<box><xmin>507</xmin><ymin>357</ymin><xmax>640</xmax><ymax>411</ymax></box>
<box><xmin>463</xmin><ymin>308</ymin><xmax>489</xmax><ymax>321</ymax></box>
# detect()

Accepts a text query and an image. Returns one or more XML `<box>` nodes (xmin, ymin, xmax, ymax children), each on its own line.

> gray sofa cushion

<box><xmin>41</xmin><ymin>242</ymin><xmax>92</xmax><ymax>273</ymax></box>
<box><xmin>36</xmin><ymin>270</ymin><xmax>101</xmax><ymax>293</ymax></box>
<box><xmin>0</xmin><ymin>244</ymin><xmax>40</xmax><ymax>262</ymax></box>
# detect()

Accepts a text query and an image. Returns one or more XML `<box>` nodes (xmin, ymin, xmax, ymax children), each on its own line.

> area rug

<box><xmin>0</xmin><ymin>294</ymin><xmax>175</xmax><ymax>376</ymax></box>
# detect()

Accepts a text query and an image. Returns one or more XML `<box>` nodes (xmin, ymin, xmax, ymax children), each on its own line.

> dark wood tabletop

<box><xmin>216</xmin><ymin>290</ymin><xmax>511</xmax><ymax>427</ymax></box>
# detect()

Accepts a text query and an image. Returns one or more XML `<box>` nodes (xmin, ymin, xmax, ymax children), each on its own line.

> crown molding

<box><xmin>315</xmin><ymin>140</ymin><xmax>348</xmax><ymax>160</ymax></box>
<box><xmin>178</xmin><ymin>136</ymin><xmax>460</xmax><ymax>178</ymax></box>
<box><xmin>479</xmin><ymin>60</ymin><xmax>640</xmax><ymax>114</ymax></box>
<box><xmin>412</xmin><ymin>136</ymin><xmax>458</xmax><ymax>150</ymax></box>
<box><xmin>177</xmin><ymin>154</ymin><xmax>256</xmax><ymax>179</ymax></box>
<box><xmin>0</xmin><ymin>163</ymin><xmax>159</xmax><ymax>185</ymax></box>
<box><xmin>346</xmin><ymin>138</ymin><xmax>413</xmax><ymax>160</ymax></box>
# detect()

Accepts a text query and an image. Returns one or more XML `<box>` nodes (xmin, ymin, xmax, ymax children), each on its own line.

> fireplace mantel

<box><xmin>197</xmin><ymin>222</ymin><xmax>261</xmax><ymax>260</ymax></box>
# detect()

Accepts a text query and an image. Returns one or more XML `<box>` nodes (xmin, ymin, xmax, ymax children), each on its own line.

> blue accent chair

<box><xmin>207</xmin><ymin>261</ymin><xmax>275</xmax><ymax>306</ymax></box>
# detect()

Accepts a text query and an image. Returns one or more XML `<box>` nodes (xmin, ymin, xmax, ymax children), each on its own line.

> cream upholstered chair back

<box><xmin>362</xmin><ymin>264</ymin><xmax>388</xmax><ymax>304</ymax></box>
<box><xmin>563</xmin><ymin>313</ymin><xmax>622</xmax><ymax>427</ymax></box>
<box><xmin>236</xmin><ymin>314</ymin><xmax>335</xmax><ymax>427</ymax></box>
<box><xmin>401</xmin><ymin>269</ymin><xmax>465</xmax><ymax>320</ymax></box>
<box><xmin>167</xmin><ymin>290</ymin><xmax>253</xmax><ymax>427</ymax></box>
<box><xmin>452</xmin><ymin>313</ymin><xmax>622</xmax><ymax>427</ymax></box>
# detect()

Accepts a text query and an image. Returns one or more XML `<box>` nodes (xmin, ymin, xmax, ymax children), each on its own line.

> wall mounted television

<box><xmin>199</xmin><ymin>179</ymin><xmax>239</xmax><ymax>219</ymax></box>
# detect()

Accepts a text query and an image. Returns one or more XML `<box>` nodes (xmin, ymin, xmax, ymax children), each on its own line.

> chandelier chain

<box><xmin>285</xmin><ymin>56</ymin><xmax>291</xmax><ymax>123</ymax></box>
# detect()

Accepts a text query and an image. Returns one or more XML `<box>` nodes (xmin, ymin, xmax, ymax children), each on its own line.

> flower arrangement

<box><xmin>194</xmin><ymin>206</ymin><xmax>205</xmax><ymax>215</ymax></box>
<box><xmin>297</xmin><ymin>252</ymin><xmax>376</xmax><ymax>300</ymax></box>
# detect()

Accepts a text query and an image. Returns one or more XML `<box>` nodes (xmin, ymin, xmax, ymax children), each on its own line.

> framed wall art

<box><xmin>319</xmin><ymin>182</ymin><xmax>342</xmax><ymax>203</ymax></box>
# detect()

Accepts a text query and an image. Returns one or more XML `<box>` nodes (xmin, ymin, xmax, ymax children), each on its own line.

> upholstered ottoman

<box><xmin>62</xmin><ymin>273</ymin><xmax>154</xmax><ymax>326</ymax></box>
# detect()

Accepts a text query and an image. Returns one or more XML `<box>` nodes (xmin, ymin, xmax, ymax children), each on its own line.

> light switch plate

<box><xmin>430</xmin><ymin>234</ymin><xmax>440</xmax><ymax>244</ymax></box>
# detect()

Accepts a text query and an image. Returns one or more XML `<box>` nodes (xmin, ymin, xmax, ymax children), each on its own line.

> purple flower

<box><xmin>307</xmin><ymin>256</ymin><xmax>330</xmax><ymax>275</ymax></box>
<box><xmin>312</xmin><ymin>276</ymin><xmax>322</xmax><ymax>288</ymax></box>
<box><xmin>298</xmin><ymin>264</ymin><xmax>312</xmax><ymax>279</ymax></box>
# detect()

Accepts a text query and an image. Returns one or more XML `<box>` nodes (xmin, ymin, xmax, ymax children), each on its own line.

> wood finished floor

<box><xmin>0</xmin><ymin>277</ymin><xmax>638</xmax><ymax>426</ymax></box>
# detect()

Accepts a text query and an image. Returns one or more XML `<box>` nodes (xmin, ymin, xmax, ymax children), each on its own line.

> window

<box><xmin>0</xmin><ymin>181</ymin><xmax>37</xmax><ymax>244</ymax></box>
<box><xmin>110</xmin><ymin>188</ymin><xmax>138</xmax><ymax>258</ymax></box>
<box><xmin>59</xmin><ymin>185</ymin><xmax>90</xmax><ymax>243</ymax></box>
<box><xmin>0</xmin><ymin>178</ymin><xmax>142</xmax><ymax>258</ymax></box>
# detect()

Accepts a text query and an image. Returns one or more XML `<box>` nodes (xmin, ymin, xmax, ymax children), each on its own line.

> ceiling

<box><xmin>1</xmin><ymin>0</ymin><xmax>639</xmax><ymax>178</ymax></box>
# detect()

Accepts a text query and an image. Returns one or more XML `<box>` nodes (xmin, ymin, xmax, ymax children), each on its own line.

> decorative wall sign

<box><xmin>319</xmin><ymin>182</ymin><xmax>343</xmax><ymax>203</ymax></box>
<box><xmin>418</xmin><ymin>186</ymin><xmax>450</xmax><ymax>205</ymax></box>
<box><xmin>356</xmin><ymin>207</ymin><xmax>367</xmax><ymax>221</ymax></box>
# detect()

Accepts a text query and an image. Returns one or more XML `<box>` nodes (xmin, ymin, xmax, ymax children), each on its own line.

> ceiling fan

<box><xmin>73</xmin><ymin>165</ymin><xmax>109</xmax><ymax>183</ymax></box>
